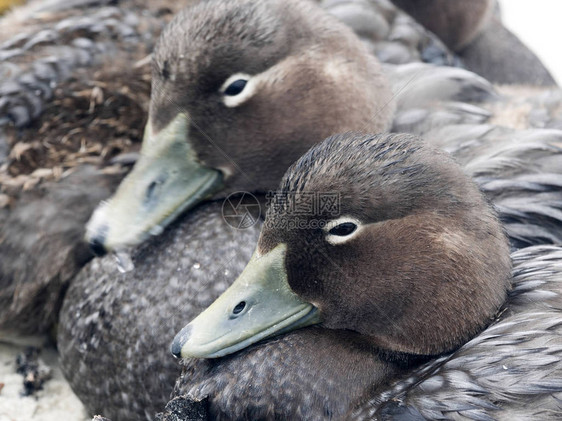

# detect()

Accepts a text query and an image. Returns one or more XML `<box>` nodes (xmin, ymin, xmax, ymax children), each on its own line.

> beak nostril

<box><xmin>146</xmin><ymin>180</ymin><xmax>158</xmax><ymax>201</ymax></box>
<box><xmin>170</xmin><ymin>324</ymin><xmax>192</xmax><ymax>358</ymax></box>
<box><xmin>89</xmin><ymin>236</ymin><xmax>107</xmax><ymax>257</ymax></box>
<box><xmin>145</xmin><ymin>174</ymin><xmax>169</xmax><ymax>203</ymax></box>
<box><xmin>232</xmin><ymin>301</ymin><xmax>246</xmax><ymax>315</ymax></box>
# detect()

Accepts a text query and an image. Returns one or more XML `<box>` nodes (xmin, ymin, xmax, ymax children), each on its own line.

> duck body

<box><xmin>316</xmin><ymin>0</ymin><xmax>458</xmax><ymax>66</ymax></box>
<box><xmin>321</xmin><ymin>0</ymin><xmax>556</xmax><ymax>86</ymax></box>
<box><xmin>459</xmin><ymin>14</ymin><xmax>558</xmax><ymax>87</ymax></box>
<box><xmin>174</xmin><ymin>327</ymin><xmax>403</xmax><ymax>421</ymax></box>
<box><xmin>390</xmin><ymin>0</ymin><xmax>495</xmax><ymax>51</ymax></box>
<box><xmin>386</xmin><ymin>0</ymin><xmax>556</xmax><ymax>86</ymax></box>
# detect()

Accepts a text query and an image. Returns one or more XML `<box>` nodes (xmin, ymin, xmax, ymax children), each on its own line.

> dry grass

<box><xmin>1</xmin><ymin>63</ymin><xmax>151</xmax><ymax>195</ymax></box>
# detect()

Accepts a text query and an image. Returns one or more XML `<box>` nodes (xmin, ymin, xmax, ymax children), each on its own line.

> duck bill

<box><xmin>172</xmin><ymin>243</ymin><xmax>321</xmax><ymax>359</ymax></box>
<box><xmin>85</xmin><ymin>113</ymin><xmax>223</xmax><ymax>254</ymax></box>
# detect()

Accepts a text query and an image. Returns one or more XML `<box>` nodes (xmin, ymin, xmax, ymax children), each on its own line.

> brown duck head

<box><xmin>173</xmin><ymin>132</ymin><xmax>511</xmax><ymax>358</ymax></box>
<box><xmin>85</xmin><ymin>0</ymin><xmax>394</xmax><ymax>254</ymax></box>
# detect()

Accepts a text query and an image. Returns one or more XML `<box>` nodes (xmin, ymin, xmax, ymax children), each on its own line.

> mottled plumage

<box><xmin>356</xmin><ymin>246</ymin><xmax>562</xmax><ymax>420</ymax></box>
<box><xmin>58</xmin><ymin>201</ymin><xmax>261</xmax><ymax>419</ymax></box>
<box><xmin>0</xmin><ymin>0</ymin><xmax>560</xmax><ymax>420</ymax></box>
<box><xmin>53</xmin><ymin>1</ymin><xmax>562</xmax><ymax>420</ymax></box>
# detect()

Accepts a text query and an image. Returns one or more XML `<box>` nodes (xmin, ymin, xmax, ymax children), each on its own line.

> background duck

<box><xmin>391</xmin><ymin>0</ymin><xmax>495</xmax><ymax>52</ymax></box>
<box><xmin>0</xmin><ymin>0</ymin><xmax>188</xmax><ymax>338</ymax></box>
<box><xmin>57</xmin><ymin>1</ymin><xmax>562</xmax><ymax>419</ymax></box>
<box><xmin>388</xmin><ymin>0</ymin><xmax>556</xmax><ymax>86</ymax></box>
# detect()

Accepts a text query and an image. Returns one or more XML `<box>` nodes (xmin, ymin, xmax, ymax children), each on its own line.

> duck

<box><xmin>162</xmin><ymin>133</ymin><xmax>562</xmax><ymax>420</ymax></box>
<box><xmin>165</xmin><ymin>131</ymin><xmax>512</xmax><ymax>419</ymax></box>
<box><xmin>142</xmin><ymin>248</ymin><xmax>562</xmax><ymax>420</ymax></box>
<box><xmin>57</xmin><ymin>1</ymin><xmax>562</xmax><ymax>420</ymax></box>
<box><xmin>319</xmin><ymin>0</ymin><xmax>556</xmax><ymax>86</ymax></box>
<box><xmin>0</xmin><ymin>0</ymin><xmax>187</xmax><ymax>337</ymax></box>
<box><xmin>174</xmin><ymin>131</ymin><xmax>512</xmax><ymax>359</ymax></box>
<box><xmin>83</xmin><ymin>0</ymin><xmax>561</xmax><ymax>255</ymax></box>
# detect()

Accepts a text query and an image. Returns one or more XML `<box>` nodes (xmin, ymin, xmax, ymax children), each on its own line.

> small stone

<box><xmin>15</xmin><ymin>347</ymin><xmax>52</xmax><ymax>396</ymax></box>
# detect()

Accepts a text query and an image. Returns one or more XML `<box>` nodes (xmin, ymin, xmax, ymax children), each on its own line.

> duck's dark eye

<box><xmin>232</xmin><ymin>301</ymin><xmax>246</xmax><ymax>315</ymax></box>
<box><xmin>328</xmin><ymin>222</ymin><xmax>357</xmax><ymax>236</ymax></box>
<box><xmin>224</xmin><ymin>79</ymin><xmax>247</xmax><ymax>96</ymax></box>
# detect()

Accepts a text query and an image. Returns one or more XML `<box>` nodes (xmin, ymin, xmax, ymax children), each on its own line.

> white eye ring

<box><xmin>323</xmin><ymin>216</ymin><xmax>363</xmax><ymax>245</ymax></box>
<box><xmin>220</xmin><ymin>73</ymin><xmax>256</xmax><ymax>108</ymax></box>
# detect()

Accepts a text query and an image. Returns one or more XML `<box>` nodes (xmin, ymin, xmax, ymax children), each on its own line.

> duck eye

<box><xmin>328</xmin><ymin>222</ymin><xmax>357</xmax><ymax>236</ymax></box>
<box><xmin>224</xmin><ymin>79</ymin><xmax>247</xmax><ymax>96</ymax></box>
<box><xmin>232</xmin><ymin>301</ymin><xmax>246</xmax><ymax>315</ymax></box>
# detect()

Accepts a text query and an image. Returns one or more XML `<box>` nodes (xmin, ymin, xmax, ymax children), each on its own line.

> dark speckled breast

<box><xmin>58</xmin><ymin>201</ymin><xmax>261</xmax><ymax>420</ymax></box>
<box><xmin>177</xmin><ymin>327</ymin><xmax>403</xmax><ymax>421</ymax></box>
